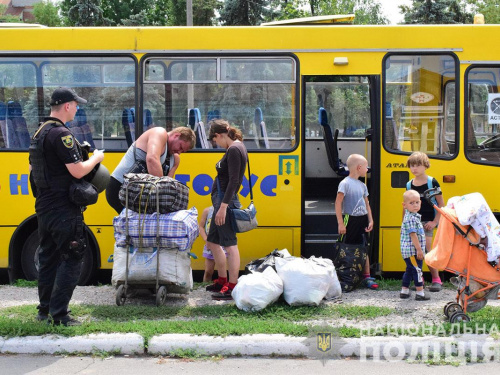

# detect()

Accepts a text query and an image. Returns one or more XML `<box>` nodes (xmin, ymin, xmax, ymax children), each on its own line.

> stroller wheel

<box><xmin>449</xmin><ymin>311</ymin><xmax>471</xmax><ymax>323</ymax></box>
<box><xmin>444</xmin><ymin>302</ymin><xmax>462</xmax><ymax>318</ymax></box>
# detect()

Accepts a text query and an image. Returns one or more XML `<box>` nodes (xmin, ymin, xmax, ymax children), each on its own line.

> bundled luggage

<box><xmin>119</xmin><ymin>173</ymin><xmax>189</xmax><ymax>214</ymax></box>
<box><xmin>112</xmin><ymin>173</ymin><xmax>197</xmax><ymax>306</ymax></box>
<box><xmin>113</xmin><ymin>207</ymin><xmax>199</xmax><ymax>251</ymax></box>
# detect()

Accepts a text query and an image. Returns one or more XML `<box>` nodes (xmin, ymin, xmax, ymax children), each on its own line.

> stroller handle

<box><xmin>423</xmin><ymin>187</ymin><xmax>442</xmax><ymax>205</ymax></box>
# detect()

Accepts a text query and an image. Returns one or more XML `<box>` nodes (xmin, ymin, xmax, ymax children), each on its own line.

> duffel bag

<box><xmin>113</xmin><ymin>207</ymin><xmax>199</xmax><ymax>251</ymax></box>
<box><xmin>119</xmin><ymin>173</ymin><xmax>189</xmax><ymax>214</ymax></box>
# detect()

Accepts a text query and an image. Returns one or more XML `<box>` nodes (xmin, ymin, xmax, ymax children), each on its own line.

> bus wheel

<box><xmin>20</xmin><ymin>231</ymin><xmax>95</xmax><ymax>285</ymax></box>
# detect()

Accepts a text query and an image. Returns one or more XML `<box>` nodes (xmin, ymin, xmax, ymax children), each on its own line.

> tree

<box><xmin>33</xmin><ymin>0</ymin><xmax>63</xmax><ymax>27</ymax></box>
<box><xmin>167</xmin><ymin>0</ymin><xmax>221</xmax><ymax>26</ymax></box>
<box><xmin>219</xmin><ymin>0</ymin><xmax>271</xmax><ymax>25</ymax></box>
<box><xmin>401</xmin><ymin>0</ymin><xmax>473</xmax><ymax>24</ymax></box>
<box><xmin>271</xmin><ymin>0</ymin><xmax>388</xmax><ymax>25</ymax></box>
<box><xmin>470</xmin><ymin>0</ymin><xmax>500</xmax><ymax>24</ymax></box>
<box><xmin>67</xmin><ymin>0</ymin><xmax>112</xmax><ymax>26</ymax></box>
<box><xmin>316</xmin><ymin>0</ymin><xmax>388</xmax><ymax>25</ymax></box>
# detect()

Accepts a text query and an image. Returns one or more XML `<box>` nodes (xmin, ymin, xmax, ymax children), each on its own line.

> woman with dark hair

<box><xmin>205</xmin><ymin>119</ymin><xmax>248</xmax><ymax>300</ymax></box>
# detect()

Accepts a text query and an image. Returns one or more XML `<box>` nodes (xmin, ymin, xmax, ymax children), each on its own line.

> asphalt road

<box><xmin>0</xmin><ymin>355</ymin><xmax>498</xmax><ymax>375</ymax></box>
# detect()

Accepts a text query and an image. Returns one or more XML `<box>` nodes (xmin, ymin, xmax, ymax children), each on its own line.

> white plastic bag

<box><xmin>309</xmin><ymin>256</ymin><xmax>342</xmax><ymax>300</ymax></box>
<box><xmin>275</xmin><ymin>257</ymin><xmax>331</xmax><ymax>306</ymax></box>
<box><xmin>111</xmin><ymin>244</ymin><xmax>192</xmax><ymax>293</ymax></box>
<box><xmin>232</xmin><ymin>267</ymin><xmax>283</xmax><ymax>312</ymax></box>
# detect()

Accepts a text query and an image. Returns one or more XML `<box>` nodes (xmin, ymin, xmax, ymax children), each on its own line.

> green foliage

<box><xmin>271</xmin><ymin>0</ymin><xmax>388</xmax><ymax>25</ymax></box>
<box><xmin>317</xmin><ymin>0</ymin><xmax>389</xmax><ymax>25</ymax></box>
<box><xmin>67</xmin><ymin>0</ymin><xmax>112</xmax><ymax>26</ymax></box>
<box><xmin>167</xmin><ymin>0</ymin><xmax>221</xmax><ymax>26</ymax></box>
<box><xmin>401</xmin><ymin>0</ymin><xmax>473</xmax><ymax>24</ymax></box>
<box><xmin>13</xmin><ymin>279</ymin><xmax>38</xmax><ymax>288</ymax></box>
<box><xmin>471</xmin><ymin>0</ymin><xmax>500</xmax><ymax>24</ymax></box>
<box><xmin>33</xmin><ymin>1</ymin><xmax>63</xmax><ymax>27</ymax></box>
<box><xmin>0</xmin><ymin>4</ymin><xmax>22</xmax><ymax>23</ymax></box>
<box><xmin>219</xmin><ymin>0</ymin><xmax>272</xmax><ymax>25</ymax></box>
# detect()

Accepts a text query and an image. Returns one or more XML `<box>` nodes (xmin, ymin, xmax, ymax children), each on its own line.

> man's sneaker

<box><xmin>415</xmin><ymin>293</ymin><xmax>431</xmax><ymax>301</ymax></box>
<box><xmin>36</xmin><ymin>311</ymin><xmax>49</xmax><ymax>322</ymax></box>
<box><xmin>206</xmin><ymin>281</ymin><xmax>224</xmax><ymax>292</ymax></box>
<box><xmin>51</xmin><ymin>316</ymin><xmax>82</xmax><ymax>327</ymax></box>
<box><xmin>212</xmin><ymin>285</ymin><xmax>233</xmax><ymax>301</ymax></box>
<box><xmin>399</xmin><ymin>292</ymin><xmax>410</xmax><ymax>299</ymax></box>
<box><xmin>429</xmin><ymin>282</ymin><xmax>442</xmax><ymax>292</ymax></box>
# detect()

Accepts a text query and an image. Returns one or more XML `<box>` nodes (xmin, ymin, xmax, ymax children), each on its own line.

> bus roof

<box><xmin>0</xmin><ymin>23</ymin><xmax>46</xmax><ymax>28</ymax></box>
<box><xmin>261</xmin><ymin>14</ymin><xmax>355</xmax><ymax>26</ymax></box>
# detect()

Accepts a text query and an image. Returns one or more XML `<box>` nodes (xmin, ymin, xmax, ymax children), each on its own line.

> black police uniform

<box><xmin>31</xmin><ymin>117</ymin><xmax>85</xmax><ymax>323</ymax></box>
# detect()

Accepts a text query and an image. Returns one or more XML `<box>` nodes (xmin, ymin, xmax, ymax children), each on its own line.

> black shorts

<box><xmin>340</xmin><ymin>214</ymin><xmax>368</xmax><ymax>245</ymax></box>
<box><xmin>207</xmin><ymin>193</ymin><xmax>241</xmax><ymax>247</ymax></box>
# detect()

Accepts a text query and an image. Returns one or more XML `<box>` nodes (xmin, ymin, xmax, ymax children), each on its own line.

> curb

<box><xmin>0</xmin><ymin>333</ymin><xmax>144</xmax><ymax>355</ymax></box>
<box><xmin>0</xmin><ymin>334</ymin><xmax>499</xmax><ymax>359</ymax></box>
<box><xmin>148</xmin><ymin>334</ymin><xmax>308</xmax><ymax>356</ymax></box>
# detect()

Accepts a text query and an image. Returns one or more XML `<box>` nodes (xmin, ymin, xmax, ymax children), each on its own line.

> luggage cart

<box><xmin>115</xmin><ymin>179</ymin><xmax>168</xmax><ymax>307</ymax></box>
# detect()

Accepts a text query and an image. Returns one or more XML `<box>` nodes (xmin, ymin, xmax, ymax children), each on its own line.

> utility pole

<box><xmin>187</xmin><ymin>0</ymin><xmax>193</xmax><ymax>109</ymax></box>
<box><xmin>187</xmin><ymin>0</ymin><xmax>193</xmax><ymax>26</ymax></box>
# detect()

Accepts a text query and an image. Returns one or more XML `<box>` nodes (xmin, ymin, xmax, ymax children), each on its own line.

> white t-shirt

<box><xmin>337</xmin><ymin>176</ymin><xmax>369</xmax><ymax>216</ymax></box>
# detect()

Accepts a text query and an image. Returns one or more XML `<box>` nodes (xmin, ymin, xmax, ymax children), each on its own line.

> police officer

<box><xmin>29</xmin><ymin>87</ymin><xmax>104</xmax><ymax>326</ymax></box>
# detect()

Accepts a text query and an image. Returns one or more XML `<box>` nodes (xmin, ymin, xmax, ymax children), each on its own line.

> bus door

<box><xmin>380</xmin><ymin>53</ymin><xmax>459</xmax><ymax>272</ymax></box>
<box><xmin>302</xmin><ymin>75</ymin><xmax>380</xmax><ymax>267</ymax></box>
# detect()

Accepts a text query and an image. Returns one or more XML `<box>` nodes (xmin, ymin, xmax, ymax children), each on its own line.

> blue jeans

<box><xmin>37</xmin><ymin>207</ymin><xmax>84</xmax><ymax>321</ymax></box>
<box><xmin>402</xmin><ymin>256</ymin><xmax>424</xmax><ymax>288</ymax></box>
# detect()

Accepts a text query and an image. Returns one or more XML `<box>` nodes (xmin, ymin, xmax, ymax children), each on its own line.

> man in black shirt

<box><xmin>30</xmin><ymin>87</ymin><xmax>104</xmax><ymax>326</ymax></box>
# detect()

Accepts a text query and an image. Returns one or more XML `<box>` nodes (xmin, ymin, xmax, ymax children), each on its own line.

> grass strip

<box><xmin>0</xmin><ymin>302</ymin><xmax>394</xmax><ymax>339</ymax></box>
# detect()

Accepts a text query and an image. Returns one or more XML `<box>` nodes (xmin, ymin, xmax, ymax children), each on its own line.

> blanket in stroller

<box><xmin>447</xmin><ymin>193</ymin><xmax>500</xmax><ymax>263</ymax></box>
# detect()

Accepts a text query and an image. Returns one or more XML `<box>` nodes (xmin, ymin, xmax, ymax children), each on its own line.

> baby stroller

<box><xmin>424</xmin><ymin>188</ymin><xmax>500</xmax><ymax>323</ymax></box>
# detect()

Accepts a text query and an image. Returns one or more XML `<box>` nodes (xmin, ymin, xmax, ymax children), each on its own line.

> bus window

<box><xmin>142</xmin><ymin>56</ymin><xmax>297</xmax><ymax>150</ymax></box>
<box><xmin>41</xmin><ymin>57</ymin><xmax>136</xmax><ymax>151</ymax></box>
<box><xmin>383</xmin><ymin>54</ymin><xmax>458</xmax><ymax>157</ymax></box>
<box><xmin>304</xmin><ymin>76</ymin><xmax>371</xmax><ymax>139</ymax></box>
<box><xmin>0</xmin><ymin>62</ymin><xmax>37</xmax><ymax>149</ymax></box>
<box><xmin>466</xmin><ymin>67</ymin><xmax>500</xmax><ymax>164</ymax></box>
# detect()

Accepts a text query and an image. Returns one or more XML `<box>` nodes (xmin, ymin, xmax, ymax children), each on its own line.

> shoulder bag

<box><xmin>217</xmin><ymin>157</ymin><xmax>257</xmax><ymax>233</ymax></box>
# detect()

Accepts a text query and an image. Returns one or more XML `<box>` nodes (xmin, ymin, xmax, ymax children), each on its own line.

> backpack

<box><xmin>406</xmin><ymin>176</ymin><xmax>438</xmax><ymax>208</ymax></box>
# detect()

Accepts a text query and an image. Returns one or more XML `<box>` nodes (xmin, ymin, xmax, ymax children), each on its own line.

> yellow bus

<box><xmin>1</xmin><ymin>22</ymin><xmax>499</xmax><ymax>284</ymax></box>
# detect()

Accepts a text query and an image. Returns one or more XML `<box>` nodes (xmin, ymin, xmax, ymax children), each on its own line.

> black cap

<box><xmin>49</xmin><ymin>87</ymin><xmax>87</xmax><ymax>106</ymax></box>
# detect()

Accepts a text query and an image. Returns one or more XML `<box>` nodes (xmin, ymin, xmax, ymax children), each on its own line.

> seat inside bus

<box><xmin>0</xmin><ymin>102</ymin><xmax>8</xmax><ymax>148</ymax></box>
<box><xmin>6</xmin><ymin>101</ymin><xmax>30</xmax><ymax>149</ymax></box>
<box><xmin>188</xmin><ymin>107</ymin><xmax>210</xmax><ymax>149</ymax></box>
<box><xmin>318</xmin><ymin>107</ymin><xmax>349</xmax><ymax>176</ymax></box>
<box><xmin>254</xmin><ymin>107</ymin><xmax>269</xmax><ymax>149</ymax></box>
<box><xmin>67</xmin><ymin>108</ymin><xmax>95</xmax><ymax>150</ymax></box>
<box><xmin>122</xmin><ymin>107</ymin><xmax>153</xmax><ymax>147</ymax></box>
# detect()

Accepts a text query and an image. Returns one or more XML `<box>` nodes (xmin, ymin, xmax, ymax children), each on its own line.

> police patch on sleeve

<box><xmin>61</xmin><ymin>135</ymin><xmax>74</xmax><ymax>149</ymax></box>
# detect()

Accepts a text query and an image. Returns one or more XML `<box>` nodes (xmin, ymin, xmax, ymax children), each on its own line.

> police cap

<box><xmin>50</xmin><ymin>87</ymin><xmax>87</xmax><ymax>106</ymax></box>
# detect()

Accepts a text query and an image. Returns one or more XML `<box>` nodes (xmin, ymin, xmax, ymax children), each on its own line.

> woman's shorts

<box><xmin>206</xmin><ymin>193</ymin><xmax>241</xmax><ymax>247</ymax></box>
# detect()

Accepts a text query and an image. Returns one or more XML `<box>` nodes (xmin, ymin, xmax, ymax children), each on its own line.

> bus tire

<box><xmin>20</xmin><ymin>231</ymin><xmax>95</xmax><ymax>285</ymax></box>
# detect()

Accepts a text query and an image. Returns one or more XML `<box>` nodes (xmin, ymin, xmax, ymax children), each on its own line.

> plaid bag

<box><xmin>119</xmin><ymin>173</ymin><xmax>189</xmax><ymax>214</ymax></box>
<box><xmin>113</xmin><ymin>207</ymin><xmax>199</xmax><ymax>251</ymax></box>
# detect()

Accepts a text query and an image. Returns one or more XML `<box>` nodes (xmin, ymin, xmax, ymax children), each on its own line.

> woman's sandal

<box><xmin>363</xmin><ymin>278</ymin><xmax>379</xmax><ymax>289</ymax></box>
